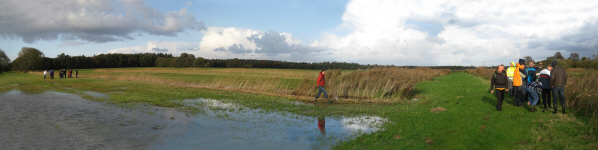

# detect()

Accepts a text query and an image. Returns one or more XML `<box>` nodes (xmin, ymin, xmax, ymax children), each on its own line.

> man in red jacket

<box><xmin>314</xmin><ymin>69</ymin><xmax>330</xmax><ymax>103</ymax></box>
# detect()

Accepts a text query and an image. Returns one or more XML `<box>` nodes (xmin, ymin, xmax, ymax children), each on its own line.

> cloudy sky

<box><xmin>1</xmin><ymin>0</ymin><xmax>597</xmax><ymax>66</ymax></box>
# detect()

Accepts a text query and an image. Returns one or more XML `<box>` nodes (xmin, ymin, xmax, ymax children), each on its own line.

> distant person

<box><xmin>43</xmin><ymin>70</ymin><xmax>47</xmax><ymax>79</ymax></box>
<box><xmin>506</xmin><ymin>62</ymin><xmax>516</xmax><ymax>97</ymax></box>
<box><xmin>59</xmin><ymin>69</ymin><xmax>63</xmax><ymax>79</ymax></box>
<box><xmin>550</xmin><ymin>60</ymin><xmax>568</xmax><ymax>114</ymax></box>
<box><xmin>76</xmin><ymin>70</ymin><xmax>78</xmax><ymax>78</ymax></box>
<box><xmin>512</xmin><ymin>59</ymin><xmax>526</xmax><ymax>107</ymax></box>
<box><xmin>539</xmin><ymin>66</ymin><xmax>552</xmax><ymax>109</ymax></box>
<box><xmin>524</xmin><ymin>78</ymin><xmax>542</xmax><ymax>112</ymax></box>
<box><xmin>490</xmin><ymin>64</ymin><xmax>509</xmax><ymax>111</ymax></box>
<box><xmin>314</xmin><ymin>69</ymin><xmax>330</xmax><ymax>103</ymax></box>
<box><xmin>50</xmin><ymin>70</ymin><xmax>54</xmax><ymax>79</ymax></box>
<box><xmin>68</xmin><ymin>69</ymin><xmax>72</xmax><ymax>78</ymax></box>
<box><xmin>318</xmin><ymin>116</ymin><xmax>326</xmax><ymax>135</ymax></box>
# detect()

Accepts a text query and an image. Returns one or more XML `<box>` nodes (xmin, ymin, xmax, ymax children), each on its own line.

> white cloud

<box><xmin>311</xmin><ymin>0</ymin><xmax>598</xmax><ymax>66</ymax></box>
<box><xmin>108</xmin><ymin>41</ymin><xmax>199</xmax><ymax>56</ymax></box>
<box><xmin>0</xmin><ymin>0</ymin><xmax>205</xmax><ymax>44</ymax></box>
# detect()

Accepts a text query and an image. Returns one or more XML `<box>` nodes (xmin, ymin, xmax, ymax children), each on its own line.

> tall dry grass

<box><xmin>293</xmin><ymin>67</ymin><xmax>451</xmax><ymax>100</ymax></box>
<box><xmin>565</xmin><ymin>71</ymin><xmax>598</xmax><ymax>121</ymax></box>
<box><xmin>466</xmin><ymin>67</ymin><xmax>495</xmax><ymax>80</ymax></box>
<box><xmin>85</xmin><ymin>67</ymin><xmax>450</xmax><ymax>102</ymax></box>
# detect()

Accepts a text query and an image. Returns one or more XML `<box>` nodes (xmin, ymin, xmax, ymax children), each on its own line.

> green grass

<box><xmin>1</xmin><ymin>71</ymin><xmax>596</xmax><ymax>149</ymax></box>
<box><xmin>336</xmin><ymin>72</ymin><xmax>597</xmax><ymax>149</ymax></box>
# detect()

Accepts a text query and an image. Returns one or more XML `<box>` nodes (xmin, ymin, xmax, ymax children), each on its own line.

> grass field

<box><xmin>2</xmin><ymin>68</ymin><xmax>597</xmax><ymax>149</ymax></box>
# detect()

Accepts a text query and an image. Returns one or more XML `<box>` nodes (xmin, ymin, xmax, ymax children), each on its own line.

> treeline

<box><xmin>3</xmin><ymin>47</ymin><xmax>598</xmax><ymax>73</ymax></box>
<box><xmin>7</xmin><ymin>47</ymin><xmax>173</xmax><ymax>72</ymax></box>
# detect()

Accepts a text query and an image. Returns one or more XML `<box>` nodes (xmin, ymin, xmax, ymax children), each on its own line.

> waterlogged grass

<box><xmin>0</xmin><ymin>72</ymin><xmax>405</xmax><ymax>118</ymax></box>
<box><xmin>2</xmin><ymin>71</ymin><xmax>596</xmax><ymax>149</ymax></box>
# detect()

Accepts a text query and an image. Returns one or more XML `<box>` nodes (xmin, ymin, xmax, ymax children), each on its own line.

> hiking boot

<box><xmin>313</xmin><ymin>98</ymin><xmax>317</xmax><ymax>102</ymax></box>
<box><xmin>553</xmin><ymin>107</ymin><xmax>558</xmax><ymax>114</ymax></box>
<box><xmin>530</xmin><ymin>105</ymin><xmax>536</xmax><ymax>112</ymax></box>
<box><xmin>562</xmin><ymin>106</ymin><xmax>566</xmax><ymax>114</ymax></box>
<box><xmin>326</xmin><ymin>98</ymin><xmax>332</xmax><ymax>103</ymax></box>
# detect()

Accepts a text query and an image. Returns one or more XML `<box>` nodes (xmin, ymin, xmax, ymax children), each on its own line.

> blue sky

<box><xmin>1</xmin><ymin>0</ymin><xmax>597</xmax><ymax>66</ymax></box>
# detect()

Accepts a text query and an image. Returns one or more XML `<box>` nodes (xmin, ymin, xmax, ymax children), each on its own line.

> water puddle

<box><xmin>83</xmin><ymin>91</ymin><xmax>108</xmax><ymax>98</ymax></box>
<box><xmin>0</xmin><ymin>90</ymin><xmax>387</xmax><ymax>149</ymax></box>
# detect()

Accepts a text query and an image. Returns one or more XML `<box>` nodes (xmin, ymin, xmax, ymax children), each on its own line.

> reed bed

<box><xmin>565</xmin><ymin>71</ymin><xmax>598</xmax><ymax>121</ymax></box>
<box><xmin>85</xmin><ymin>67</ymin><xmax>450</xmax><ymax>102</ymax></box>
<box><xmin>294</xmin><ymin>67</ymin><xmax>451</xmax><ymax>100</ymax></box>
<box><xmin>465</xmin><ymin>67</ymin><xmax>495</xmax><ymax>80</ymax></box>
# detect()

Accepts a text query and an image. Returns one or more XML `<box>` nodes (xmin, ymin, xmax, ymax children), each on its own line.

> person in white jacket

<box><xmin>43</xmin><ymin>70</ymin><xmax>47</xmax><ymax>79</ymax></box>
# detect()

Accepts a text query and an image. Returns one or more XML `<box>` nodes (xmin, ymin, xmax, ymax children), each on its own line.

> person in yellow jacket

<box><xmin>506</xmin><ymin>62</ymin><xmax>516</xmax><ymax>97</ymax></box>
<box><xmin>512</xmin><ymin>59</ymin><xmax>526</xmax><ymax>107</ymax></box>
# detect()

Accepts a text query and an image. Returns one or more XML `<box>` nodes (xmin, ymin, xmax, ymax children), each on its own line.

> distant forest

<box><xmin>4</xmin><ymin>47</ymin><xmax>598</xmax><ymax>73</ymax></box>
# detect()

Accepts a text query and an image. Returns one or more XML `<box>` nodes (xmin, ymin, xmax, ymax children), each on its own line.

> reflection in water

<box><xmin>0</xmin><ymin>90</ymin><xmax>387</xmax><ymax>150</ymax></box>
<box><xmin>318</xmin><ymin>116</ymin><xmax>326</xmax><ymax>135</ymax></box>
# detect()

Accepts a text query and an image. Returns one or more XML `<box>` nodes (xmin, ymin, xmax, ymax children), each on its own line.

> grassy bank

<box><xmin>337</xmin><ymin>72</ymin><xmax>597</xmax><ymax>149</ymax></box>
<box><xmin>466</xmin><ymin>67</ymin><xmax>598</xmax><ymax>121</ymax></box>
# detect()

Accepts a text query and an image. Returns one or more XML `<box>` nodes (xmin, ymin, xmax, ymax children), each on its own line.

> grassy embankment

<box><xmin>467</xmin><ymin>67</ymin><xmax>598</xmax><ymax>122</ymax></box>
<box><xmin>2</xmin><ymin>68</ymin><xmax>596</xmax><ymax>149</ymax></box>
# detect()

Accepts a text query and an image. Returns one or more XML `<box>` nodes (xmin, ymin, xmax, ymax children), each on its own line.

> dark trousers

<box><xmin>495</xmin><ymin>89</ymin><xmax>505</xmax><ymax>110</ymax></box>
<box><xmin>541</xmin><ymin>89</ymin><xmax>552</xmax><ymax>107</ymax></box>
<box><xmin>513</xmin><ymin>86</ymin><xmax>524</xmax><ymax>106</ymax></box>
<box><xmin>508</xmin><ymin>80</ymin><xmax>514</xmax><ymax>97</ymax></box>
<box><xmin>553</xmin><ymin>87</ymin><xmax>566</xmax><ymax>113</ymax></box>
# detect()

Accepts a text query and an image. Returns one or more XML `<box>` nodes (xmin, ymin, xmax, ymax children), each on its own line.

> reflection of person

<box><xmin>318</xmin><ymin>116</ymin><xmax>326</xmax><ymax>135</ymax></box>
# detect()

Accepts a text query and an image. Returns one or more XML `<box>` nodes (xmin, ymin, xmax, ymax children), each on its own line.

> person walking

<box><xmin>539</xmin><ymin>66</ymin><xmax>552</xmax><ymax>109</ymax></box>
<box><xmin>50</xmin><ymin>70</ymin><xmax>54</xmax><ymax>79</ymax></box>
<box><xmin>68</xmin><ymin>69</ymin><xmax>72</xmax><ymax>78</ymax></box>
<box><xmin>524</xmin><ymin>79</ymin><xmax>542</xmax><ymax>112</ymax></box>
<box><xmin>59</xmin><ymin>69</ymin><xmax>62</xmax><ymax>79</ymax></box>
<box><xmin>550</xmin><ymin>60</ymin><xmax>568</xmax><ymax>114</ymax></box>
<box><xmin>490</xmin><ymin>64</ymin><xmax>509</xmax><ymax>111</ymax></box>
<box><xmin>512</xmin><ymin>59</ymin><xmax>527</xmax><ymax>107</ymax></box>
<box><xmin>506</xmin><ymin>62</ymin><xmax>516</xmax><ymax>97</ymax></box>
<box><xmin>314</xmin><ymin>69</ymin><xmax>331</xmax><ymax>103</ymax></box>
<box><xmin>76</xmin><ymin>70</ymin><xmax>78</xmax><ymax>78</ymax></box>
<box><xmin>43</xmin><ymin>70</ymin><xmax>47</xmax><ymax>79</ymax></box>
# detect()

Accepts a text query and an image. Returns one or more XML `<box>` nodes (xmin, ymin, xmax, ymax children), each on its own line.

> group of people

<box><xmin>43</xmin><ymin>69</ymin><xmax>78</xmax><ymax>79</ymax></box>
<box><xmin>490</xmin><ymin>59</ymin><xmax>568</xmax><ymax>114</ymax></box>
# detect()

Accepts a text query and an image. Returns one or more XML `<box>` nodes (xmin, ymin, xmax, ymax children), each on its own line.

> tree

<box><xmin>568</xmin><ymin>53</ymin><xmax>580</xmax><ymax>62</ymax></box>
<box><xmin>12</xmin><ymin>47</ymin><xmax>45</xmax><ymax>71</ymax></box>
<box><xmin>0</xmin><ymin>49</ymin><xmax>11</xmax><ymax>73</ymax></box>
<box><xmin>554</xmin><ymin>52</ymin><xmax>564</xmax><ymax>59</ymax></box>
<box><xmin>523</xmin><ymin>56</ymin><xmax>534</xmax><ymax>64</ymax></box>
<box><xmin>581</xmin><ymin>57</ymin><xmax>587</xmax><ymax>61</ymax></box>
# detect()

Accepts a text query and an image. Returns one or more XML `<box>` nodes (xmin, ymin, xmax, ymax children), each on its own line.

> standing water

<box><xmin>0</xmin><ymin>90</ymin><xmax>387</xmax><ymax>149</ymax></box>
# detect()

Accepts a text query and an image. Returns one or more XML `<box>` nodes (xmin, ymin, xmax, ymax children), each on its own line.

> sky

<box><xmin>1</xmin><ymin>0</ymin><xmax>598</xmax><ymax>66</ymax></box>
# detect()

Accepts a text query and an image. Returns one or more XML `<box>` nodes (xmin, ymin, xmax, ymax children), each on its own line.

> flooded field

<box><xmin>0</xmin><ymin>90</ymin><xmax>386</xmax><ymax>149</ymax></box>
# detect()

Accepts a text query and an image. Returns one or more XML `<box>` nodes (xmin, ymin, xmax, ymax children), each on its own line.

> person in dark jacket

<box><xmin>314</xmin><ymin>69</ymin><xmax>330</xmax><ymax>103</ymax></box>
<box><xmin>76</xmin><ymin>70</ymin><xmax>78</xmax><ymax>78</ymax></box>
<box><xmin>50</xmin><ymin>70</ymin><xmax>54</xmax><ymax>79</ymax></box>
<box><xmin>539</xmin><ymin>66</ymin><xmax>552</xmax><ymax>109</ymax></box>
<box><xmin>550</xmin><ymin>60</ymin><xmax>568</xmax><ymax>114</ymax></box>
<box><xmin>490</xmin><ymin>65</ymin><xmax>509</xmax><ymax>111</ymax></box>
